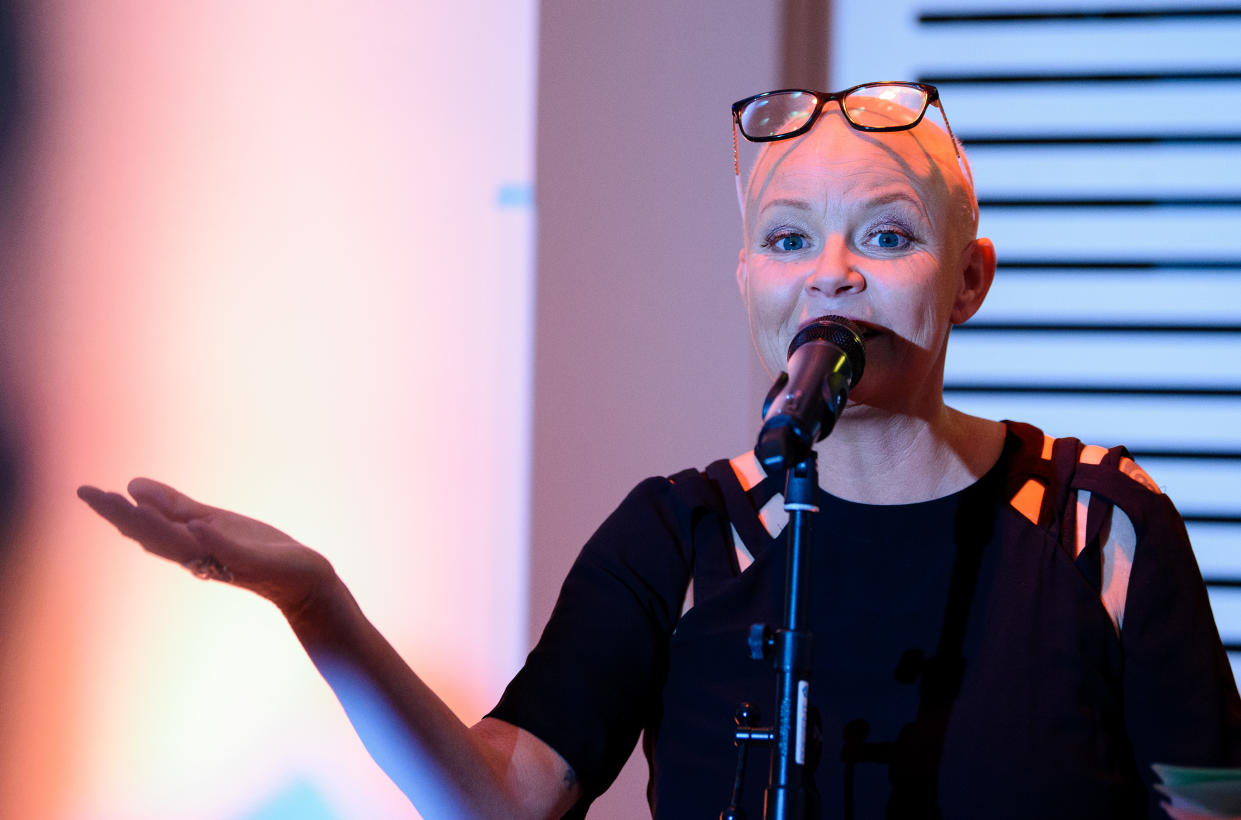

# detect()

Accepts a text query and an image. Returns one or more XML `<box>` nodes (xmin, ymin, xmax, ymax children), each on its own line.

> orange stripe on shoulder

<box><xmin>1079</xmin><ymin>442</ymin><xmax>1163</xmax><ymax>495</ymax></box>
<box><xmin>1011</xmin><ymin>479</ymin><xmax>1044</xmax><ymax>525</ymax></box>
<box><xmin>1079</xmin><ymin>444</ymin><xmax>1107</xmax><ymax>465</ymax></box>
<box><xmin>1119</xmin><ymin>457</ymin><xmax>1163</xmax><ymax>494</ymax></box>
<box><xmin>1010</xmin><ymin>434</ymin><xmax>1055</xmax><ymax>524</ymax></box>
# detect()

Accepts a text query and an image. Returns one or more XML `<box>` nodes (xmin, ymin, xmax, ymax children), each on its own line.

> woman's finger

<box><xmin>77</xmin><ymin>485</ymin><xmax>124</xmax><ymax>513</ymax></box>
<box><xmin>127</xmin><ymin>477</ymin><xmax>216</xmax><ymax>523</ymax></box>
<box><xmin>77</xmin><ymin>484</ymin><xmax>202</xmax><ymax>563</ymax></box>
<box><xmin>77</xmin><ymin>486</ymin><xmax>138</xmax><ymax>531</ymax></box>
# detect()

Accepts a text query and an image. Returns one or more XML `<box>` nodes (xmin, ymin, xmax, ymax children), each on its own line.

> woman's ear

<box><xmin>735</xmin><ymin>246</ymin><xmax>747</xmax><ymax>297</ymax></box>
<box><xmin>950</xmin><ymin>237</ymin><xmax>996</xmax><ymax>325</ymax></box>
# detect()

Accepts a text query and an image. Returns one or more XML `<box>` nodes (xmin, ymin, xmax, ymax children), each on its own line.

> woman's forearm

<box><xmin>284</xmin><ymin>575</ymin><xmax>576</xmax><ymax>819</ymax></box>
<box><xmin>77</xmin><ymin>480</ymin><xmax>576</xmax><ymax>817</ymax></box>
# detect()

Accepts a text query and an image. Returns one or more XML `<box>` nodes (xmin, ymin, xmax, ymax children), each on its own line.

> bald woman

<box><xmin>81</xmin><ymin>82</ymin><xmax>1241</xmax><ymax>819</ymax></box>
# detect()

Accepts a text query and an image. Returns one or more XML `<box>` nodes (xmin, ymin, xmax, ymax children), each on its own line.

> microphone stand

<box><xmin>722</xmin><ymin>317</ymin><xmax>861</xmax><ymax>820</ymax></box>
<box><xmin>764</xmin><ymin>453</ymin><xmax>819</xmax><ymax>819</ymax></box>
<box><xmin>721</xmin><ymin>453</ymin><xmax>821</xmax><ymax>820</ymax></box>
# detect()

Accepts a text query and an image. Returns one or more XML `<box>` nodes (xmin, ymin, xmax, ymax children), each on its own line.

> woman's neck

<box><xmin>813</xmin><ymin>405</ymin><xmax>1006</xmax><ymax>504</ymax></box>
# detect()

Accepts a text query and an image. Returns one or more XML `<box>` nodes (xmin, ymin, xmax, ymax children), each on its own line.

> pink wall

<box><xmin>1</xmin><ymin>3</ymin><xmax>536</xmax><ymax>817</ymax></box>
<box><xmin>532</xmin><ymin>3</ymin><xmax>783</xmax><ymax>815</ymax></box>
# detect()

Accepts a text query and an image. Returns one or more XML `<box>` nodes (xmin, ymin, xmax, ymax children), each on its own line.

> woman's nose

<box><xmin>805</xmin><ymin>235</ymin><xmax>865</xmax><ymax>298</ymax></box>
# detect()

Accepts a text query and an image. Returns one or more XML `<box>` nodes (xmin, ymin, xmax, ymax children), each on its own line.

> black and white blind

<box><xmin>833</xmin><ymin>1</ymin><xmax>1241</xmax><ymax>677</ymax></box>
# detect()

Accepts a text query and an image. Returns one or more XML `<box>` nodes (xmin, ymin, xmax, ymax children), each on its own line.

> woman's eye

<box><xmin>865</xmin><ymin>226</ymin><xmax>913</xmax><ymax>250</ymax></box>
<box><xmin>762</xmin><ymin>232</ymin><xmax>808</xmax><ymax>252</ymax></box>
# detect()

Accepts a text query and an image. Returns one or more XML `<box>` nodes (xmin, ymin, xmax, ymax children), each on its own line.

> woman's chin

<box><xmin>841</xmin><ymin>384</ymin><xmax>939</xmax><ymax>423</ymax></box>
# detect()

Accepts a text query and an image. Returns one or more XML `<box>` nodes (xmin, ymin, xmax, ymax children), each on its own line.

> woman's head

<box><xmin>733</xmin><ymin>86</ymin><xmax>994</xmax><ymax>416</ymax></box>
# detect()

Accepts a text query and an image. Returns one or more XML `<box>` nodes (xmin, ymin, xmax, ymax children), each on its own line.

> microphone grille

<box><xmin>787</xmin><ymin>315</ymin><xmax>866</xmax><ymax>387</ymax></box>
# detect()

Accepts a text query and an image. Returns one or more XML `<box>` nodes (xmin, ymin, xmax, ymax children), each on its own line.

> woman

<box><xmin>80</xmin><ymin>82</ymin><xmax>1241</xmax><ymax>818</ymax></box>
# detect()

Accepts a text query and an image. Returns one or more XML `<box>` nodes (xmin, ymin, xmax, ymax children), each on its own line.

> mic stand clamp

<box><xmin>721</xmin><ymin>702</ymin><xmax>770</xmax><ymax>820</ymax></box>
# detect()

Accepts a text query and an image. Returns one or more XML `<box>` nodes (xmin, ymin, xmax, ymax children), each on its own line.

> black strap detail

<box><xmin>1026</xmin><ymin>435</ymin><xmax>1137</xmax><ymax>594</ymax></box>
<box><xmin>1074</xmin><ymin>445</ymin><xmax>1131</xmax><ymax>592</ymax></box>
<box><xmin>668</xmin><ymin>462</ymin><xmax>742</xmax><ymax>606</ymax></box>
<box><xmin>748</xmin><ymin>472</ymin><xmax>780</xmax><ymax>512</ymax></box>
<box><xmin>1048</xmin><ymin>436</ymin><xmax>1084</xmax><ymax>539</ymax></box>
<box><xmin>1002</xmin><ymin>421</ymin><xmax>1112</xmax><ymax>591</ymax></box>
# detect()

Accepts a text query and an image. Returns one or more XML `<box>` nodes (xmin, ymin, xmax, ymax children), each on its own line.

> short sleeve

<box><xmin>487</xmin><ymin>475</ymin><xmax>698</xmax><ymax>811</ymax></box>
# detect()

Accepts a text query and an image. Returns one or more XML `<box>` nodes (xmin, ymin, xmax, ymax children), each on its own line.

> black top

<box><xmin>490</xmin><ymin>422</ymin><xmax>1241</xmax><ymax>818</ymax></box>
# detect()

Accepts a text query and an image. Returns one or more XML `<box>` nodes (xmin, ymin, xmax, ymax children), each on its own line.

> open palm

<box><xmin>78</xmin><ymin>478</ymin><xmax>333</xmax><ymax>616</ymax></box>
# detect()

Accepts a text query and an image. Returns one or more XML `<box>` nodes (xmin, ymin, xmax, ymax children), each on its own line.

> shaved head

<box><xmin>740</xmin><ymin>105</ymin><xmax>978</xmax><ymax>248</ymax></box>
<box><xmin>733</xmin><ymin>99</ymin><xmax>996</xmax><ymax>402</ymax></box>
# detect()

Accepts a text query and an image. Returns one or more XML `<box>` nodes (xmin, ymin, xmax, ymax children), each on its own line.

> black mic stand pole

<box><xmin>763</xmin><ymin>452</ymin><xmax>818</xmax><ymax>820</ymax></box>
<box><xmin>722</xmin><ymin>316</ymin><xmax>862</xmax><ymax>820</ymax></box>
<box><xmin>719</xmin><ymin>452</ymin><xmax>819</xmax><ymax>820</ymax></box>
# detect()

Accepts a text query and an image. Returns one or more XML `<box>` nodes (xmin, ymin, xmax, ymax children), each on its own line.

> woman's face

<box><xmin>736</xmin><ymin>110</ymin><xmax>990</xmax><ymax>415</ymax></box>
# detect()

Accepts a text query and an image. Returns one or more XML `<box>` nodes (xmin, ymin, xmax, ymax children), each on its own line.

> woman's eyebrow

<box><xmin>758</xmin><ymin>197</ymin><xmax>816</xmax><ymax>216</ymax></box>
<box><xmin>863</xmin><ymin>190</ymin><xmax>931</xmax><ymax>222</ymax></box>
<box><xmin>759</xmin><ymin>190</ymin><xmax>931</xmax><ymax>219</ymax></box>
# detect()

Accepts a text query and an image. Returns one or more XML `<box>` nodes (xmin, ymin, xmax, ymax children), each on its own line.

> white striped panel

<box><xmin>1208</xmin><ymin>587</ymin><xmax>1241</xmax><ymax>644</ymax></box>
<box><xmin>1192</xmin><ymin>523</ymin><xmax>1241</xmax><ymax>577</ymax></box>
<box><xmin>946</xmin><ymin>331</ymin><xmax>1241</xmax><ymax>388</ymax></box>
<box><xmin>917</xmin><ymin>0</ymin><xmax>1241</xmax><ymax>13</ymax></box>
<box><xmin>978</xmin><ymin>273</ymin><xmax>1241</xmax><ymax>324</ymax></box>
<box><xmin>978</xmin><ymin>206</ymin><xmax>1241</xmax><ymax>258</ymax></box>
<box><xmin>1133</xmin><ymin>457</ymin><xmax>1241</xmax><ymax>514</ymax></box>
<box><xmin>835</xmin><ymin>1</ymin><xmax>1241</xmax><ymax>88</ymax></box>
<box><xmin>970</xmin><ymin>145</ymin><xmax>1241</xmax><ymax>198</ymax></box>
<box><xmin>941</xmin><ymin>393</ymin><xmax>1241</xmax><ymax>450</ymax></box>
<box><xmin>920</xmin><ymin>20</ymin><xmax>1241</xmax><ymax>72</ymax></box>
<box><xmin>946</xmin><ymin>82</ymin><xmax>1241</xmax><ymax>136</ymax></box>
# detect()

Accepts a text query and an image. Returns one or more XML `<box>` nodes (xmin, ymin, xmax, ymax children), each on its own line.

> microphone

<box><xmin>754</xmin><ymin>315</ymin><xmax>866</xmax><ymax>475</ymax></box>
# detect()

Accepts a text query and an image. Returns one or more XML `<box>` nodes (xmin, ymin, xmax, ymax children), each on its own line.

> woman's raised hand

<box><xmin>78</xmin><ymin>479</ymin><xmax>335</xmax><ymax>617</ymax></box>
<box><xmin>79</xmin><ymin>478</ymin><xmax>582</xmax><ymax>817</ymax></box>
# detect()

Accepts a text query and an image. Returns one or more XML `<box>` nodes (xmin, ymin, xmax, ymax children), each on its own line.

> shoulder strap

<box><xmin>1035</xmin><ymin>434</ymin><xmax>1139</xmax><ymax>632</ymax></box>
<box><xmin>1075</xmin><ymin>445</ymin><xmax>1130</xmax><ymax>549</ymax></box>
<box><xmin>1003</xmin><ymin>421</ymin><xmax>1109</xmax><ymax>586</ymax></box>
<box><xmin>705</xmin><ymin>460</ymin><xmax>777</xmax><ymax>563</ymax></box>
<box><xmin>667</xmin><ymin>462</ymin><xmax>740</xmax><ymax>605</ymax></box>
<box><xmin>1002</xmin><ymin>420</ymin><xmax>1078</xmax><ymax>537</ymax></box>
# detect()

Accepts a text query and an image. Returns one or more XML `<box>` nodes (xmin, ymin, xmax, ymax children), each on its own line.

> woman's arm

<box><xmin>78</xmin><ymin>479</ymin><xmax>579</xmax><ymax>819</ymax></box>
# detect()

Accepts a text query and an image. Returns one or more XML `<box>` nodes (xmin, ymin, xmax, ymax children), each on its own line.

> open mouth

<box><xmin>796</xmin><ymin>315</ymin><xmax>882</xmax><ymax>347</ymax></box>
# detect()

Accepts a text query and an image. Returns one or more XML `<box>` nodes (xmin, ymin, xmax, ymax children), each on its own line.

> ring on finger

<box><xmin>184</xmin><ymin>555</ymin><xmax>234</xmax><ymax>583</ymax></box>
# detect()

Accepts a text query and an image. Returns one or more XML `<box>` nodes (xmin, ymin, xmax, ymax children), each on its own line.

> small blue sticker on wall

<box><xmin>496</xmin><ymin>182</ymin><xmax>534</xmax><ymax>208</ymax></box>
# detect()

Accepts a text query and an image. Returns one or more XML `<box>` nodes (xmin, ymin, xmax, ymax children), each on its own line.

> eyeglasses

<box><xmin>731</xmin><ymin>81</ymin><xmax>971</xmax><ymax>195</ymax></box>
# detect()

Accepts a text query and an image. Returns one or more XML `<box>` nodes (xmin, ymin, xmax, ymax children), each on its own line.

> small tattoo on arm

<box><xmin>563</xmin><ymin>765</ymin><xmax>578</xmax><ymax>789</ymax></box>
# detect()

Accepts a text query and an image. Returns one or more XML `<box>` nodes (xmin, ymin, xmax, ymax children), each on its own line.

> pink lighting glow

<box><xmin>0</xmin><ymin>3</ymin><xmax>537</xmax><ymax>817</ymax></box>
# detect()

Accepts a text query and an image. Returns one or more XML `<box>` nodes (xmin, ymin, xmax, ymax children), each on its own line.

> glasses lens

<box><xmin>739</xmin><ymin>91</ymin><xmax>820</xmax><ymax>139</ymax></box>
<box><xmin>842</xmin><ymin>84</ymin><xmax>929</xmax><ymax>129</ymax></box>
